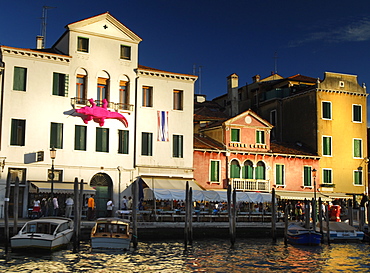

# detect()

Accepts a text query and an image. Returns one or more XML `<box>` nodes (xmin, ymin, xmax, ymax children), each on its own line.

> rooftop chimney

<box><xmin>36</xmin><ymin>36</ymin><xmax>44</xmax><ymax>49</ymax></box>
<box><xmin>252</xmin><ymin>74</ymin><xmax>260</xmax><ymax>83</ymax></box>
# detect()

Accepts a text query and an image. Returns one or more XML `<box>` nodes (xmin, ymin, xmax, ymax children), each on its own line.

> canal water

<box><xmin>1</xmin><ymin>238</ymin><xmax>370</xmax><ymax>272</ymax></box>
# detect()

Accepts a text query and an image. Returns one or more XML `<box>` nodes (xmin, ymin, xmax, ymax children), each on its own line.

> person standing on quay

<box><xmin>53</xmin><ymin>196</ymin><xmax>59</xmax><ymax>216</ymax></box>
<box><xmin>106</xmin><ymin>199</ymin><xmax>114</xmax><ymax>217</ymax></box>
<box><xmin>121</xmin><ymin>196</ymin><xmax>128</xmax><ymax>210</ymax></box>
<box><xmin>88</xmin><ymin>195</ymin><xmax>95</xmax><ymax>220</ymax></box>
<box><xmin>65</xmin><ymin>196</ymin><xmax>74</xmax><ymax>218</ymax></box>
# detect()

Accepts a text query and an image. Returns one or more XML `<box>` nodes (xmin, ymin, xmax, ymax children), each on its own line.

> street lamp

<box><xmin>312</xmin><ymin>168</ymin><xmax>317</xmax><ymax>201</ymax></box>
<box><xmin>50</xmin><ymin>147</ymin><xmax>56</xmax><ymax>199</ymax></box>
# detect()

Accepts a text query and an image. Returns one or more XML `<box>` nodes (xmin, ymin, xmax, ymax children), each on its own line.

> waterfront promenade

<box><xmin>0</xmin><ymin>217</ymin><xmax>286</xmax><ymax>241</ymax></box>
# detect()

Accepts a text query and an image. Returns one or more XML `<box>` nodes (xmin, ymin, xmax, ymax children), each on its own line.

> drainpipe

<box><xmin>0</xmin><ymin>61</ymin><xmax>5</xmax><ymax>150</ymax></box>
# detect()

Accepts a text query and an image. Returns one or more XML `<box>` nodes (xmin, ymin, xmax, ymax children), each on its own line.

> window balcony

<box><xmin>71</xmin><ymin>98</ymin><xmax>133</xmax><ymax>112</ymax></box>
<box><xmin>231</xmin><ymin>178</ymin><xmax>270</xmax><ymax>191</ymax></box>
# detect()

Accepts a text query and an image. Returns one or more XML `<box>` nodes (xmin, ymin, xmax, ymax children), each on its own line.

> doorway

<box><xmin>90</xmin><ymin>173</ymin><xmax>113</xmax><ymax>217</ymax></box>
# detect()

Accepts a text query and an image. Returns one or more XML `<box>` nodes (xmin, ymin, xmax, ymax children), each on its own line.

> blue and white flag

<box><xmin>157</xmin><ymin>110</ymin><xmax>169</xmax><ymax>141</ymax></box>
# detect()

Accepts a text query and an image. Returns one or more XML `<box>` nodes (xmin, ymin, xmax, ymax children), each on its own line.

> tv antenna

<box><xmin>40</xmin><ymin>6</ymin><xmax>56</xmax><ymax>48</ymax></box>
<box><xmin>273</xmin><ymin>51</ymin><xmax>279</xmax><ymax>74</ymax></box>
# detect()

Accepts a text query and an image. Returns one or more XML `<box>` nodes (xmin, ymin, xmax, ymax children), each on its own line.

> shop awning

<box><xmin>30</xmin><ymin>181</ymin><xmax>96</xmax><ymax>194</ymax></box>
<box><xmin>122</xmin><ymin>177</ymin><xmax>273</xmax><ymax>202</ymax></box>
<box><xmin>320</xmin><ymin>192</ymin><xmax>353</xmax><ymax>199</ymax></box>
<box><xmin>275</xmin><ymin>190</ymin><xmax>332</xmax><ymax>201</ymax></box>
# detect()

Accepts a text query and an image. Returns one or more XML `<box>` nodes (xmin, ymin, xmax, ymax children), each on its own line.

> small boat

<box><xmin>286</xmin><ymin>222</ymin><xmax>322</xmax><ymax>246</ymax></box>
<box><xmin>320</xmin><ymin>222</ymin><xmax>364</xmax><ymax>242</ymax></box>
<box><xmin>90</xmin><ymin>218</ymin><xmax>131</xmax><ymax>250</ymax></box>
<box><xmin>11</xmin><ymin>217</ymin><xmax>74</xmax><ymax>251</ymax></box>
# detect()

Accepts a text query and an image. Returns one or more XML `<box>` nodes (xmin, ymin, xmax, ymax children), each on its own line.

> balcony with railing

<box><xmin>71</xmin><ymin>98</ymin><xmax>134</xmax><ymax>112</ymax></box>
<box><xmin>231</xmin><ymin>178</ymin><xmax>270</xmax><ymax>192</ymax></box>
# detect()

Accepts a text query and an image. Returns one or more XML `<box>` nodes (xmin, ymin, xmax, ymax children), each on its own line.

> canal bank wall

<box><xmin>0</xmin><ymin>219</ymin><xmax>286</xmax><ymax>242</ymax></box>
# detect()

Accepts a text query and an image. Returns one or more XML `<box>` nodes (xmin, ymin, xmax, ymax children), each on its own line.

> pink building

<box><xmin>194</xmin><ymin>108</ymin><xmax>321</xmax><ymax>199</ymax></box>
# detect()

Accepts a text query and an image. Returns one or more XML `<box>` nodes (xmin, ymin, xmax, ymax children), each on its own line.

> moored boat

<box><xmin>11</xmin><ymin>217</ymin><xmax>74</xmax><ymax>251</ymax></box>
<box><xmin>287</xmin><ymin>222</ymin><xmax>322</xmax><ymax>246</ymax></box>
<box><xmin>320</xmin><ymin>222</ymin><xmax>364</xmax><ymax>242</ymax></box>
<box><xmin>90</xmin><ymin>218</ymin><xmax>131</xmax><ymax>250</ymax></box>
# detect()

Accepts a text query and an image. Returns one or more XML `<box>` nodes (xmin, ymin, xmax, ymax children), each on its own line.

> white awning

<box><xmin>275</xmin><ymin>190</ymin><xmax>332</xmax><ymax>201</ymax></box>
<box><xmin>121</xmin><ymin>177</ymin><xmax>273</xmax><ymax>202</ymax></box>
<box><xmin>30</xmin><ymin>181</ymin><xmax>96</xmax><ymax>194</ymax></box>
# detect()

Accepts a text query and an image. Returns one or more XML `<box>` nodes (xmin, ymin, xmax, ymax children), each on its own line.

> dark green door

<box><xmin>90</xmin><ymin>173</ymin><xmax>113</xmax><ymax>218</ymax></box>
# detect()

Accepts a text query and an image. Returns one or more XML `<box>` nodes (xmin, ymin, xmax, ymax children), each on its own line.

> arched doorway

<box><xmin>90</xmin><ymin>173</ymin><xmax>113</xmax><ymax>217</ymax></box>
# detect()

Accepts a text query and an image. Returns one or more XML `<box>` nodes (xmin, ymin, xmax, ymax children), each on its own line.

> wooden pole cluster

<box><xmin>13</xmin><ymin>177</ymin><xmax>19</xmax><ymax>236</ymax></box>
<box><xmin>271</xmin><ymin>188</ymin><xmax>276</xmax><ymax>243</ymax></box>
<box><xmin>304</xmin><ymin>199</ymin><xmax>310</xmax><ymax>229</ymax></box>
<box><xmin>318</xmin><ymin>198</ymin><xmax>323</xmax><ymax>237</ymax></box>
<box><xmin>325</xmin><ymin>204</ymin><xmax>330</xmax><ymax>245</ymax></box>
<box><xmin>348</xmin><ymin>199</ymin><xmax>353</xmax><ymax>226</ymax></box>
<box><xmin>284</xmin><ymin>205</ymin><xmax>288</xmax><ymax>245</ymax></box>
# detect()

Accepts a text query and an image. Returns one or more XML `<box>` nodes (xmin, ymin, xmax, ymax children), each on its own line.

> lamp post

<box><xmin>50</xmin><ymin>147</ymin><xmax>56</xmax><ymax>199</ymax></box>
<box><xmin>312</xmin><ymin>168</ymin><xmax>317</xmax><ymax>201</ymax></box>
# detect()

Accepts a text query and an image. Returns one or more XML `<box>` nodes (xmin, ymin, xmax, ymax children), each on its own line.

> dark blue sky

<box><xmin>3</xmin><ymin>1</ymin><xmax>370</xmax><ymax>113</ymax></box>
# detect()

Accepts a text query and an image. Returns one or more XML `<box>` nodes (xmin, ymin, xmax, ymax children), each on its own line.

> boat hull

<box><xmin>11</xmin><ymin>230</ymin><xmax>73</xmax><ymax>250</ymax></box>
<box><xmin>91</xmin><ymin>237</ymin><xmax>131</xmax><ymax>250</ymax></box>
<box><xmin>287</xmin><ymin>231</ymin><xmax>322</xmax><ymax>246</ymax></box>
<box><xmin>329</xmin><ymin>231</ymin><xmax>364</xmax><ymax>242</ymax></box>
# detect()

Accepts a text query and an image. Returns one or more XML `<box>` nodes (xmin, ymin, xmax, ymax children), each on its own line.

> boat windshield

<box><xmin>96</xmin><ymin>223</ymin><xmax>127</xmax><ymax>234</ymax></box>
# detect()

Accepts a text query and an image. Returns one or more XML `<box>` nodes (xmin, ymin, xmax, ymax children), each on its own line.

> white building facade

<box><xmin>0</xmin><ymin>12</ymin><xmax>196</xmax><ymax>218</ymax></box>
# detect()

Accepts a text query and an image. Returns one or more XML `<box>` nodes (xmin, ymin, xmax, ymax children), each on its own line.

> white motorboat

<box><xmin>90</xmin><ymin>218</ymin><xmax>131</xmax><ymax>250</ymax></box>
<box><xmin>11</xmin><ymin>217</ymin><xmax>74</xmax><ymax>251</ymax></box>
<box><xmin>319</xmin><ymin>222</ymin><xmax>364</xmax><ymax>242</ymax></box>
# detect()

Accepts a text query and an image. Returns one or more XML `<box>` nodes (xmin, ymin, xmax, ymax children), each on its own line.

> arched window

<box><xmin>255</xmin><ymin>161</ymin><xmax>266</xmax><ymax>180</ymax></box>
<box><xmin>242</xmin><ymin>160</ymin><xmax>254</xmax><ymax>179</ymax></box>
<box><xmin>230</xmin><ymin>160</ymin><xmax>241</xmax><ymax>178</ymax></box>
<box><xmin>97</xmin><ymin>71</ymin><xmax>110</xmax><ymax>106</ymax></box>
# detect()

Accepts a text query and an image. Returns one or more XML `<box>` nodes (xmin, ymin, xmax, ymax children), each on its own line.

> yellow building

<box><xmin>214</xmin><ymin>72</ymin><xmax>368</xmax><ymax>198</ymax></box>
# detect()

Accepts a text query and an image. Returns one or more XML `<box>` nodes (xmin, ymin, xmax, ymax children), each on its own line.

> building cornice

<box><xmin>137</xmin><ymin>65</ymin><xmax>197</xmax><ymax>82</ymax></box>
<box><xmin>1</xmin><ymin>46</ymin><xmax>71</xmax><ymax>63</ymax></box>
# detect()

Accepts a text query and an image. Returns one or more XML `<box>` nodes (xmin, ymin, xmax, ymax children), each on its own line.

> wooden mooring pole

<box><xmin>271</xmin><ymin>188</ymin><xmax>276</xmax><ymax>243</ymax></box>
<box><xmin>184</xmin><ymin>181</ymin><xmax>189</xmax><ymax>250</ymax></box>
<box><xmin>4</xmin><ymin>172</ymin><xmax>11</xmax><ymax>253</ymax></box>
<box><xmin>189</xmin><ymin>187</ymin><xmax>193</xmax><ymax>245</ymax></box>
<box><xmin>13</xmin><ymin>177</ymin><xmax>19</xmax><ymax>236</ymax></box>
<box><xmin>284</xmin><ymin>205</ymin><xmax>288</xmax><ymax>245</ymax></box>
<box><xmin>132</xmin><ymin>178</ymin><xmax>138</xmax><ymax>248</ymax></box>
<box><xmin>73</xmin><ymin>177</ymin><xmax>79</xmax><ymax>252</ymax></box>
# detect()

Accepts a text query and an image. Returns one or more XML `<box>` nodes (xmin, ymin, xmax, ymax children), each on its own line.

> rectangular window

<box><xmin>173</xmin><ymin>135</ymin><xmax>183</xmax><ymax>158</ymax></box>
<box><xmin>74</xmin><ymin>125</ymin><xmax>87</xmax><ymax>151</ymax></box>
<box><xmin>13</xmin><ymin>66</ymin><xmax>27</xmax><ymax>91</ymax></box>
<box><xmin>9</xmin><ymin>168</ymin><xmax>26</xmax><ymax>184</ymax></box>
<box><xmin>53</xmin><ymin>72</ymin><xmax>69</xmax><ymax>97</ymax></box>
<box><xmin>77</xmin><ymin>37</ymin><xmax>89</xmax><ymax>53</ymax></box>
<box><xmin>50</xmin><ymin>122</ymin><xmax>63</xmax><ymax>149</ymax></box>
<box><xmin>76</xmin><ymin>75</ymin><xmax>86</xmax><ymax>103</ymax></box>
<box><xmin>141</xmin><ymin>132</ymin><xmax>153</xmax><ymax>156</ymax></box>
<box><xmin>323</xmin><ymin>136</ymin><xmax>332</xmax><ymax>156</ymax></box>
<box><xmin>173</xmin><ymin>90</ymin><xmax>183</xmax><ymax>110</ymax></box>
<box><xmin>118</xmin><ymin>130</ymin><xmax>129</xmax><ymax>154</ymax></box>
<box><xmin>275</xmin><ymin>164</ymin><xmax>285</xmax><ymax>185</ymax></box>
<box><xmin>96</xmin><ymin>128</ymin><xmax>109</xmax><ymax>152</ymax></box>
<box><xmin>353</xmin><ymin>104</ymin><xmax>362</xmax><ymax>122</ymax></box>
<box><xmin>231</xmin><ymin>128</ymin><xmax>240</xmax><ymax>142</ymax></box>
<box><xmin>353</xmin><ymin>138</ymin><xmax>362</xmax><ymax>158</ymax></box>
<box><xmin>354</xmin><ymin>170</ymin><xmax>363</xmax><ymax>185</ymax></box>
<box><xmin>120</xmin><ymin>45</ymin><xmax>131</xmax><ymax>60</ymax></box>
<box><xmin>97</xmin><ymin>77</ymin><xmax>109</xmax><ymax>104</ymax></box>
<box><xmin>119</xmin><ymin>81</ymin><xmax>129</xmax><ymax>109</ymax></box>
<box><xmin>210</xmin><ymin>160</ymin><xmax>220</xmax><ymax>182</ymax></box>
<box><xmin>10</xmin><ymin>119</ymin><xmax>26</xmax><ymax>146</ymax></box>
<box><xmin>303</xmin><ymin>166</ymin><xmax>312</xmax><ymax>187</ymax></box>
<box><xmin>323</xmin><ymin>169</ymin><xmax>332</xmax><ymax>184</ymax></box>
<box><xmin>256</xmin><ymin>130</ymin><xmax>265</xmax><ymax>144</ymax></box>
<box><xmin>322</xmin><ymin>101</ymin><xmax>332</xmax><ymax>119</ymax></box>
<box><xmin>142</xmin><ymin>86</ymin><xmax>153</xmax><ymax>107</ymax></box>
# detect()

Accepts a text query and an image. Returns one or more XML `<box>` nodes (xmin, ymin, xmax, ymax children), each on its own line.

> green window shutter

<box><xmin>142</xmin><ymin>132</ymin><xmax>152</xmax><ymax>156</ymax></box>
<box><xmin>353</xmin><ymin>105</ymin><xmax>361</xmax><ymax>122</ymax></box>
<box><xmin>173</xmin><ymin>135</ymin><xmax>183</xmax><ymax>158</ymax></box>
<box><xmin>64</xmin><ymin>74</ymin><xmax>69</xmax><ymax>97</ymax></box>
<box><xmin>50</xmin><ymin>123</ymin><xmax>63</xmax><ymax>149</ymax></box>
<box><xmin>96</xmin><ymin>128</ymin><xmax>108</xmax><ymax>152</ymax></box>
<box><xmin>276</xmin><ymin>165</ymin><xmax>284</xmax><ymax>185</ymax></box>
<box><xmin>210</xmin><ymin>161</ymin><xmax>219</xmax><ymax>182</ymax></box>
<box><xmin>256</xmin><ymin>165</ymin><xmax>265</xmax><ymax>180</ymax></box>
<box><xmin>256</xmin><ymin>131</ymin><xmax>265</xmax><ymax>144</ymax></box>
<box><xmin>323</xmin><ymin>169</ymin><xmax>331</xmax><ymax>184</ymax></box>
<box><xmin>53</xmin><ymin>73</ymin><xmax>59</xmax><ymax>95</ymax></box>
<box><xmin>323</xmin><ymin>137</ymin><xmax>331</xmax><ymax>156</ymax></box>
<box><xmin>242</xmin><ymin>163</ymin><xmax>253</xmax><ymax>179</ymax></box>
<box><xmin>322</xmin><ymin>102</ymin><xmax>331</xmax><ymax>119</ymax></box>
<box><xmin>75</xmin><ymin>125</ymin><xmax>86</xmax><ymax>151</ymax></box>
<box><xmin>13</xmin><ymin>67</ymin><xmax>27</xmax><ymax>91</ymax></box>
<box><xmin>230</xmin><ymin>162</ymin><xmax>240</xmax><ymax>178</ymax></box>
<box><xmin>354</xmin><ymin>171</ymin><xmax>362</xmax><ymax>185</ymax></box>
<box><xmin>354</xmin><ymin>139</ymin><xmax>362</xmax><ymax>158</ymax></box>
<box><xmin>118</xmin><ymin>130</ymin><xmax>129</xmax><ymax>154</ymax></box>
<box><xmin>304</xmin><ymin>166</ymin><xmax>311</xmax><ymax>186</ymax></box>
<box><xmin>231</xmin><ymin>129</ymin><xmax>239</xmax><ymax>142</ymax></box>
<box><xmin>11</xmin><ymin>119</ymin><xmax>25</xmax><ymax>146</ymax></box>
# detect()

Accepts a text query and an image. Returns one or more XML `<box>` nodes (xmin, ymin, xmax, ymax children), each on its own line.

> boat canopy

<box><xmin>29</xmin><ymin>181</ymin><xmax>96</xmax><ymax>194</ymax></box>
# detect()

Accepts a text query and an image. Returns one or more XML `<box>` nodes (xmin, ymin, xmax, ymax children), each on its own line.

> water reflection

<box><xmin>1</xmin><ymin>239</ymin><xmax>370</xmax><ymax>272</ymax></box>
